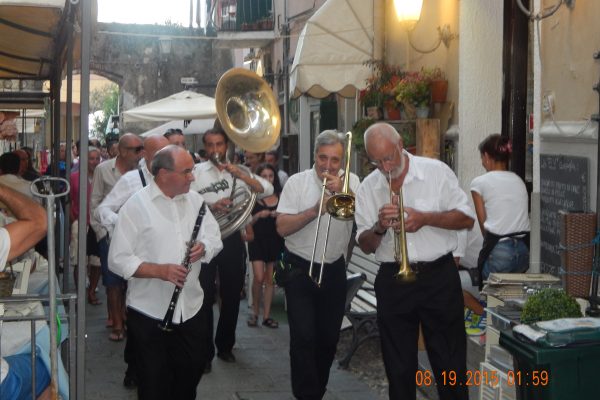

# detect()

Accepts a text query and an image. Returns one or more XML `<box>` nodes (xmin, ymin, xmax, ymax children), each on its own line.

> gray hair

<box><xmin>313</xmin><ymin>130</ymin><xmax>346</xmax><ymax>158</ymax></box>
<box><xmin>151</xmin><ymin>144</ymin><xmax>179</xmax><ymax>175</ymax></box>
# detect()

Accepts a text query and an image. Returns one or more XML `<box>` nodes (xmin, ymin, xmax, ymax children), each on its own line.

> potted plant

<box><xmin>360</xmin><ymin>60</ymin><xmax>404</xmax><ymax>120</ymax></box>
<box><xmin>394</xmin><ymin>70</ymin><xmax>431</xmax><ymax>119</ymax></box>
<box><xmin>422</xmin><ymin>67</ymin><xmax>448</xmax><ymax>103</ymax></box>
<box><xmin>520</xmin><ymin>289</ymin><xmax>582</xmax><ymax>324</ymax></box>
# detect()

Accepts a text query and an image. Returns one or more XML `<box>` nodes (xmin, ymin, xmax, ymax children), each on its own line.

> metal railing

<box><xmin>212</xmin><ymin>0</ymin><xmax>275</xmax><ymax>32</ymax></box>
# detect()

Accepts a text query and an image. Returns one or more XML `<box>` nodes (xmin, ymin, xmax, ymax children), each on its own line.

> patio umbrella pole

<box><xmin>588</xmin><ymin>49</ymin><xmax>600</xmax><ymax>316</ymax></box>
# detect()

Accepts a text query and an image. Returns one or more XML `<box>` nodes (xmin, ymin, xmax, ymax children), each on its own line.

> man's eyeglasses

<box><xmin>164</xmin><ymin>167</ymin><xmax>194</xmax><ymax>177</ymax></box>
<box><xmin>368</xmin><ymin>146</ymin><xmax>399</xmax><ymax>167</ymax></box>
<box><xmin>125</xmin><ymin>146</ymin><xmax>144</xmax><ymax>153</ymax></box>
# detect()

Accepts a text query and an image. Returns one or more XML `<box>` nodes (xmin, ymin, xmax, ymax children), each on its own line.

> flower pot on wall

<box><xmin>366</xmin><ymin>106</ymin><xmax>383</xmax><ymax>120</ymax></box>
<box><xmin>416</xmin><ymin>106</ymin><xmax>430</xmax><ymax>119</ymax></box>
<box><xmin>430</xmin><ymin>80</ymin><xmax>448</xmax><ymax>103</ymax></box>
<box><xmin>384</xmin><ymin>100</ymin><xmax>401</xmax><ymax>120</ymax></box>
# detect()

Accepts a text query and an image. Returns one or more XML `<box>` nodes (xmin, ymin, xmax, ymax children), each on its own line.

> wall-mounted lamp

<box><xmin>158</xmin><ymin>37</ymin><xmax>172</xmax><ymax>56</ymax></box>
<box><xmin>393</xmin><ymin>0</ymin><xmax>456</xmax><ymax>54</ymax></box>
<box><xmin>516</xmin><ymin>0</ymin><xmax>574</xmax><ymax>20</ymax></box>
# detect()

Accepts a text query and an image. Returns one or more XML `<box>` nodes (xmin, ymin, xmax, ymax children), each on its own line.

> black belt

<box><xmin>381</xmin><ymin>252</ymin><xmax>453</xmax><ymax>275</ymax></box>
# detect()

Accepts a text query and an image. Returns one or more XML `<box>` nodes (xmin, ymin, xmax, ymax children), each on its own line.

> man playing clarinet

<box><xmin>108</xmin><ymin>145</ymin><xmax>222</xmax><ymax>400</ymax></box>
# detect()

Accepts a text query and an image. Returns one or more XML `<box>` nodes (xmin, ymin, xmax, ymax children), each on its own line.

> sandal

<box><xmin>247</xmin><ymin>314</ymin><xmax>258</xmax><ymax>327</ymax></box>
<box><xmin>109</xmin><ymin>329</ymin><xmax>125</xmax><ymax>342</ymax></box>
<box><xmin>262</xmin><ymin>318</ymin><xmax>279</xmax><ymax>329</ymax></box>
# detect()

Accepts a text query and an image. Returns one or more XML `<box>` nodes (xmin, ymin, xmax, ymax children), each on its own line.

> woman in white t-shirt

<box><xmin>470</xmin><ymin>134</ymin><xmax>530</xmax><ymax>280</ymax></box>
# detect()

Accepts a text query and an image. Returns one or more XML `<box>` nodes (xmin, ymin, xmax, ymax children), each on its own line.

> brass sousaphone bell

<box><xmin>215</xmin><ymin>68</ymin><xmax>281</xmax><ymax>153</ymax></box>
<box><xmin>213</xmin><ymin>68</ymin><xmax>281</xmax><ymax>239</ymax></box>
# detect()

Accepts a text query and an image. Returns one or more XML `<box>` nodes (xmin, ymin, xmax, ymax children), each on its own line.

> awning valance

<box><xmin>289</xmin><ymin>0</ymin><xmax>384</xmax><ymax>99</ymax></box>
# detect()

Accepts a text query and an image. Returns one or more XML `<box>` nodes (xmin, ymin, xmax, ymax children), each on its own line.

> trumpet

<box><xmin>388</xmin><ymin>171</ymin><xmax>416</xmax><ymax>282</ymax></box>
<box><xmin>308</xmin><ymin>132</ymin><xmax>355</xmax><ymax>286</ymax></box>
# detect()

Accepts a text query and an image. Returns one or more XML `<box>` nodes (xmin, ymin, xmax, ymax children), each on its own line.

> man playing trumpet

<box><xmin>276</xmin><ymin>130</ymin><xmax>360</xmax><ymax>400</ymax></box>
<box><xmin>354</xmin><ymin>122</ymin><xmax>475</xmax><ymax>400</ymax></box>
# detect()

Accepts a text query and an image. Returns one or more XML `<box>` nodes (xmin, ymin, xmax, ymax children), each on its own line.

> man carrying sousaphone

<box><xmin>191</xmin><ymin>125</ymin><xmax>273</xmax><ymax>371</ymax></box>
<box><xmin>354</xmin><ymin>122</ymin><xmax>475</xmax><ymax>400</ymax></box>
<box><xmin>276</xmin><ymin>130</ymin><xmax>360</xmax><ymax>400</ymax></box>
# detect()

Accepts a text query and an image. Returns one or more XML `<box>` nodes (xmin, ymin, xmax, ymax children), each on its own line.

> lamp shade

<box><xmin>393</xmin><ymin>0</ymin><xmax>423</xmax><ymax>28</ymax></box>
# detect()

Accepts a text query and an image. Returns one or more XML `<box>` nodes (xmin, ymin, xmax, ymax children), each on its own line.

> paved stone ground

<box><xmin>83</xmin><ymin>288</ymin><xmax>385</xmax><ymax>400</ymax></box>
<box><xmin>82</xmin><ymin>284</ymin><xmax>482</xmax><ymax>399</ymax></box>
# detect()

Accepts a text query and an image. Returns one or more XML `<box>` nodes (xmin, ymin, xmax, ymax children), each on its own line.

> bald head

<box><xmin>144</xmin><ymin>135</ymin><xmax>170</xmax><ymax>168</ymax></box>
<box><xmin>152</xmin><ymin>145</ymin><xmax>195</xmax><ymax>198</ymax></box>
<box><xmin>118</xmin><ymin>133</ymin><xmax>143</xmax><ymax>150</ymax></box>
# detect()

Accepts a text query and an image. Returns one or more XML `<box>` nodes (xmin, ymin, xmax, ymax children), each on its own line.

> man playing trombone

<box><xmin>276</xmin><ymin>130</ymin><xmax>360</xmax><ymax>400</ymax></box>
<box><xmin>354</xmin><ymin>122</ymin><xmax>475</xmax><ymax>400</ymax></box>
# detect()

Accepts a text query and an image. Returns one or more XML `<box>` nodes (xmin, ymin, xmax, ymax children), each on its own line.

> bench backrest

<box><xmin>347</xmin><ymin>247</ymin><xmax>379</xmax><ymax>288</ymax></box>
<box><xmin>347</xmin><ymin>247</ymin><xmax>380</xmax><ymax>310</ymax></box>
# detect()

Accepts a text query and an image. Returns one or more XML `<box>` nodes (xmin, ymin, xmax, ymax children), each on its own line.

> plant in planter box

<box><xmin>394</xmin><ymin>70</ymin><xmax>431</xmax><ymax>119</ymax></box>
<box><xmin>520</xmin><ymin>288</ymin><xmax>582</xmax><ymax>324</ymax></box>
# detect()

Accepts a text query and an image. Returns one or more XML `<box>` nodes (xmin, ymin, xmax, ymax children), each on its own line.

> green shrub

<box><xmin>520</xmin><ymin>288</ymin><xmax>582</xmax><ymax>324</ymax></box>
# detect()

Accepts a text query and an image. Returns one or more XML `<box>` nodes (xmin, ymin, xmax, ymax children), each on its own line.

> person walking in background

<box><xmin>276</xmin><ymin>130</ymin><xmax>360</xmax><ymax>400</ymax></box>
<box><xmin>164</xmin><ymin>128</ymin><xmax>186</xmax><ymax>148</ymax></box>
<box><xmin>90</xmin><ymin>133</ymin><xmax>144</xmax><ymax>342</ymax></box>
<box><xmin>70</xmin><ymin>146</ymin><xmax>102</xmax><ymax>305</ymax></box>
<box><xmin>244</xmin><ymin>151</ymin><xmax>264</xmax><ymax>173</ymax></box>
<box><xmin>265</xmin><ymin>150</ymin><xmax>289</xmax><ymax>187</ymax></box>
<box><xmin>355</xmin><ymin>122</ymin><xmax>474</xmax><ymax>400</ymax></box>
<box><xmin>246</xmin><ymin>163</ymin><xmax>284</xmax><ymax>329</ymax></box>
<box><xmin>470</xmin><ymin>134</ymin><xmax>530</xmax><ymax>281</ymax></box>
<box><xmin>19</xmin><ymin>146</ymin><xmax>41</xmax><ymax>182</ymax></box>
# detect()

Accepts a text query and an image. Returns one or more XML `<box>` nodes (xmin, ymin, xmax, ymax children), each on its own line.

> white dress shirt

<box><xmin>191</xmin><ymin>161</ymin><xmax>273</xmax><ymax>203</ymax></box>
<box><xmin>277</xmin><ymin>167</ymin><xmax>360</xmax><ymax>263</ymax></box>
<box><xmin>355</xmin><ymin>152</ymin><xmax>475</xmax><ymax>263</ymax></box>
<box><xmin>90</xmin><ymin>158</ymin><xmax>124</xmax><ymax>240</ymax></box>
<box><xmin>95</xmin><ymin>165</ymin><xmax>152</xmax><ymax>237</ymax></box>
<box><xmin>108</xmin><ymin>181</ymin><xmax>223</xmax><ymax>323</ymax></box>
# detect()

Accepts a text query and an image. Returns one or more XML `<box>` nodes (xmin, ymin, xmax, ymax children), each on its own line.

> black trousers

<box><xmin>283</xmin><ymin>251</ymin><xmax>347</xmax><ymax>400</ymax></box>
<box><xmin>376</xmin><ymin>253</ymin><xmax>468</xmax><ymax>400</ymax></box>
<box><xmin>199</xmin><ymin>233</ymin><xmax>246</xmax><ymax>360</ymax></box>
<box><xmin>127</xmin><ymin>307</ymin><xmax>208</xmax><ymax>400</ymax></box>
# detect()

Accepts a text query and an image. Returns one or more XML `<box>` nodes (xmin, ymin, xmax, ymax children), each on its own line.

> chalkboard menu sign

<box><xmin>540</xmin><ymin>154</ymin><xmax>589</xmax><ymax>275</ymax></box>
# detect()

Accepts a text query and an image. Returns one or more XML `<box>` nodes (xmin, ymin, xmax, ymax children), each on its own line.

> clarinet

<box><xmin>158</xmin><ymin>203</ymin><xmax>207</xmax><ymax>331</ymax></box>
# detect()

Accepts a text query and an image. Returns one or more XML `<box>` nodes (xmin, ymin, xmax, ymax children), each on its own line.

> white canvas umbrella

<box><xmin>123</xmin><ymin>90</ymin><xmax>217</xmax><ymax>122</ymax></box>
<box><xmin>140</xmin><ymin>119</ymin><xmax>215</xmax><ymax>137</ymax></box>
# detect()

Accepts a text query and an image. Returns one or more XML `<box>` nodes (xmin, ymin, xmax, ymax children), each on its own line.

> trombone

<box><xmin>308</xmin><ymin>131</ymin><xmax>355</xmax><ymax>286</ymax></box>
<box><xmin>388</xmin><ymin>171</ymin><xmax>416</xmax><ymax>282</ymax></box>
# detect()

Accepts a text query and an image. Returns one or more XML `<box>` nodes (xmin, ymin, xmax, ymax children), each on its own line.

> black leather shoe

<box><xmin>204</xmin><ymin>361</ymin><xmax>212</xmax><ymax>374</ymax></box>
<box><xmin>217</xmin><ymin>351</ymin><xmax>236</xmax><ymax>363</ymax></box>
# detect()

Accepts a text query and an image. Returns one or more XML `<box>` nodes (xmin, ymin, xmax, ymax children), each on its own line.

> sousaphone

<box><xmin>213</xmin><ymin>68</ymin><xmax>281</xmax><ymax>238</ymax></box>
